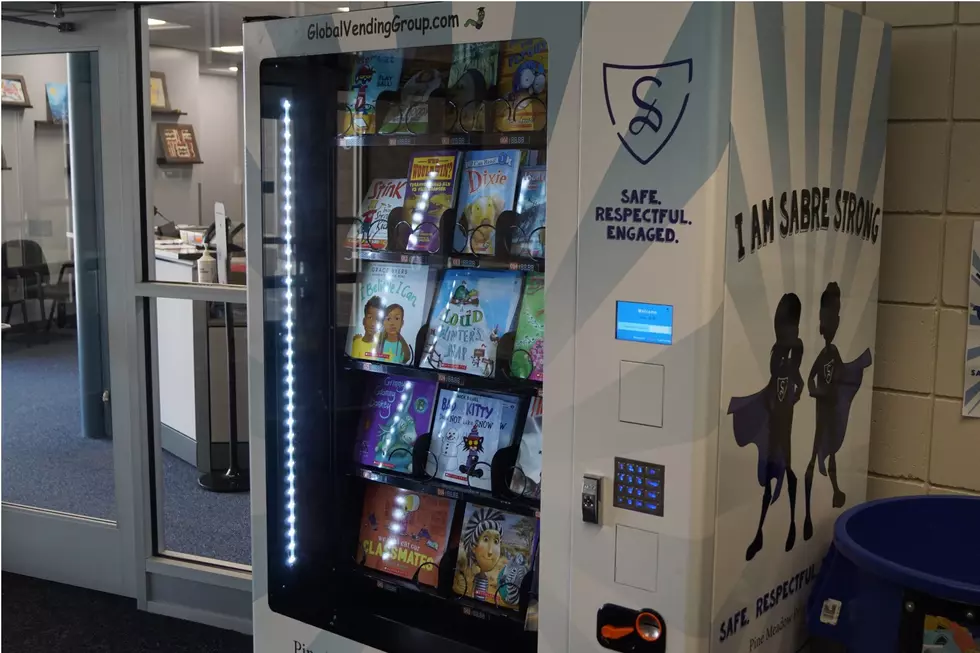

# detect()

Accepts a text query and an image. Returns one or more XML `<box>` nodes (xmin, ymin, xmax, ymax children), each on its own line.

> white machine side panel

<box><xmin>711</xmin><ymin>5</ymin><xmax>890</xmax><ymax>653</ymax></box>
<box><xmin>572</xmin><ymin>3</ymin><xmax>733</xmax><ymax>652</ymax></box>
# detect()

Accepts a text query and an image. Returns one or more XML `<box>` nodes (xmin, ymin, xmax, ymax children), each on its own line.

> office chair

<box><xmin>1</xmin><ymin>239</ymin><xmax>73</xmax><ymax>331</ymax></box>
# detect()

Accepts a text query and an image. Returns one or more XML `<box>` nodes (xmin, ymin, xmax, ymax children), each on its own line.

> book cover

<box><xmin>420</xmin><ymin>269</ymin><xmax>523</xmax><ymax>377</ymax></box>
<box><xmin>448</xmin><ymin>43</ymin><xmax>500</xmax><ymax>133</ymax></box>
<box><xmin>452</xmin><ymin>504</ymin><xmax>538</xmax><ymax>610</ymax></box>
<box><xmin>509</xmin><ymin>397</ymin><xmax>543</xmax><ymax>499</ymax></box>
<box><xmin>513</xmin><ymin>166</ymin><xmax>546</xmax><ymax>258</ymax></box>
<box><xmin>346</xmin><ymin>178</ymin><xmax>408</xmax><ymax>250</ymax></box>
<box><xmin>495</xmin><ymin>39</ymin><xmax>548</xmax><ymax>132</ymax></box>
<box><xmin>454</xmin><ymin>150</ymin><xmax>521</xmax><ymax>255</ymax></box>
<box><xmin>403</xmin><ymin>151</ymin><xmax>462</xmax><ymax>253</ymax></box>
<box><xmin>354</xmin><ymin>375</ymin><xmax>439</xmax><ymax>473</ymax></box>
<box><xmin>358</xmin><ymin>482</ymin><xmax>456</xmax><ymax>587</ymax></box>
<box><xmin>347</xmin><ymin>261</ymin><xmax>434</xmax><ymax>365</ymax></box>
<box><xmin>511</xmin><ymin>273</ymin><xmax>544</xmax><ymax>381</ymax></box>
<box><xmin>345</xmin><ymin>52</ymin><xmax>404</xmax><ymax>135</ymax></box>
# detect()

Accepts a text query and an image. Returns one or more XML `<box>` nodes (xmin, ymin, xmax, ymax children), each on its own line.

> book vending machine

<box><xmin>244</xmin><ymin>3</ymin><xmax>890</xmax><ymax>653</ymax></box>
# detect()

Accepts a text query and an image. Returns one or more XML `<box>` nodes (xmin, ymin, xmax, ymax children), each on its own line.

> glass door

<box><xmin>259</xmin><ymin>39</ymin><xmax>547</xmax><ymax>652</ymax></box>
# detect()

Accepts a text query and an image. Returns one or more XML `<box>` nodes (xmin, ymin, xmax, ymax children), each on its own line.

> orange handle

<box><xmin>600</xmin><ymin>624</ymin><xmax>635</xmax><ymax>640</ymax></box>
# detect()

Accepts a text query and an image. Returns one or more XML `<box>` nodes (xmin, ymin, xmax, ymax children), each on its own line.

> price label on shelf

<box><xmin>462</xmin><ymin>606</ymin><xmax>487</xmax><ymax>620</ymax></box>
<box><xmin>437</xmin><ymin>373</ymin><xmax>464</xmax><ymax>387</ymax></box>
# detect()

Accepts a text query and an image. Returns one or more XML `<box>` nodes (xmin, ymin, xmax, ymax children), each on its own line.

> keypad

<box><xmin>613</xmin><ymin>457</ymin><xmax>665</xmax><ymax>516</ymax></box>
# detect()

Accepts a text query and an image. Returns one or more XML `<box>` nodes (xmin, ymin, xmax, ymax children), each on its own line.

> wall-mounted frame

<box><xmin>1</xmin><ymin>73</ymin><xmax>32</xmax><ymax>108</ymax></box>
<box><xmin>1</xmin><ymin>146</ymin><xmax>10</xmax><ymax>171</ymax></box>
<box><xmin>149</xmin><ymin>71</ymin><xmax>170</xmax><ymax>112</ymax></box>
<box><xmin>45</xmin><ymin>82</ymin><xmax>69</xmax><ymax>124</ymax></box>
<box><xmin>156</xmin><ymin>122</ymin><xmax>203</xmax><ymax>164</ymax></box>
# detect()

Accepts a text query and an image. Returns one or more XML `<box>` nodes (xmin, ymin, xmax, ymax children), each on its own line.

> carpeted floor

<box><xmin>1</xmin><ymin>572</ymin><xmax>252</xmax><ymax>653</ymax></box>
<box><xmin>1</xmin><ymin>333</ymin><xmax>251</xmax><ymax>565</ymax></box>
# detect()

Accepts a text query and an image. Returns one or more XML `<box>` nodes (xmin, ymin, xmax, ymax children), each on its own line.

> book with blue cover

<box><xmin>454</xmin><ymin>150</ymin><xmax>521</xmax><ymax>255</ymax></box>
<box><xmin>345</xmin><ymin>51</ymin><xmax>404</xmax><ymax>135</ymax></box>
<box><xmin>513</xmin><ymin>166</ymin><xmax>546</xmax><ymax>258</ymax></box>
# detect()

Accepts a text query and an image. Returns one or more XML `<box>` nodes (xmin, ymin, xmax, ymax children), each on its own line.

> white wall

<box><xmin>197</xmin><ymin>72</ymin><xmax>243</xmax><ymax>222</ymax></box>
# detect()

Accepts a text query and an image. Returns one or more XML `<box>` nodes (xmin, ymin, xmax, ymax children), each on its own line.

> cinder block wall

<box><xmin>829</xmin><ymin>1</ymin><xmax>980</xmax><ymax>499</ymax></box>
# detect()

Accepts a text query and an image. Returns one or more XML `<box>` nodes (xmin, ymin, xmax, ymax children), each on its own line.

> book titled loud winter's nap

<box><xmin>511</xmin><ymin>273</ymin><xmax>544</xmax><ymax>381</ymax></box>
<box><xmin>509</xmin><ymin>397</ymin><xmax>543</xmax><ymax>499</ymax></box>
<box><xmin>420</xmin><ymin>269</ymin><xmax>523</xmax><ymax>377</ymax></box>
<box><xmin>354</xmin><ymin>375</ymin><xmax>438</xmax><ymax>473</ymax></box>
<box><xmin>403</xmin><ymin>151</ymin><xmax>462</xmax><ymax>253</ymax></box>
<box><xmin>347</xmin><ymin>261</ymin><xmax>433</xmax><ymax>365</ymax></box>
<box><xmin>455</xmin><ymin>150</ymin><xmax>521</xmax><ymax>255</ymax></box>
<box><xmin>345</xmin><ymin>52</ymin><xmax>403</xmax><ymax>135</ymax></box>
<box><xmin>513</xmin><ymin>166</ymin><xmax>546</xmax><ymax>258</ymax></box>
<box><xmin>358</xmin><ymin>482</ymin><xmax>456</xmax><ymax>588</ymax></box>
<box><xmin>495</xmin><ymin>39</ymin><xmax>548</xmax><ymax>132</ymax></box>
<box><xmin>345</xmin><ymin>178</ymin><xmax>408</xmax><ymax>250</ymax></box>
<box><xmin>452</xmin><ymin>503</ymin><xmax>538</xmax><ymax>610</ymax></box>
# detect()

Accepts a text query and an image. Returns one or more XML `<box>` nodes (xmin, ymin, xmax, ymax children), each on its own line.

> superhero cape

<box><xmin>727</xmin><ymin>388</ymin><xmax>786</xmax><ymax>502</ymax></box>
<box><xmin>816</xmin><ymin>348</ymin><xmax>872</xmax><ymax>475</ymax></box>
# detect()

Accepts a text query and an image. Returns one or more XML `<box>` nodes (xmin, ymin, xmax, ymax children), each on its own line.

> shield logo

<box><xmin>777</xmin><ymin>377</ymin><xmax>788</xmax><ymax>402</ymax></box>
<box><xmin>602</xmin><ymin>59</ymin><xmax>693</xmax><ymax>165</ymax></box>
<box><xmin>824</xmin><ymin>361</ymin><xmax>834</xmax><ymax>384</ymax></box>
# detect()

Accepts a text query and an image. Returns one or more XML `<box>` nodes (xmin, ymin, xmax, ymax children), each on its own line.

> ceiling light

<box><xmin>147</xmin><ymin>18</ymin><xmax>167</xmax><ymax>26</ymax></box>
<box><xmin>147</xmin><ymin>17</ymin><xmax>189</xmax><ymax>30</ymax></box>
<box><xmin>228</xmin><ymin>66</ymin><xmax>239</xmax><ymax>73</ymax></box>
<box><xmin>337</xmin><ymin>6</ymin><xmax>350</xmax><ymax>11</ymax></box>
<box><xmin>210</xmin><ymin>45</ymin><xmax>244</xmax><ymax>54</ymax></box>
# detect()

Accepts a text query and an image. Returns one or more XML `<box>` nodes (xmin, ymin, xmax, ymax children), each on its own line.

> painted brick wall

<box><xmin>828</xmin><ymin>1</ymin><xmax>980</xmax><ymax>499</ymax></box>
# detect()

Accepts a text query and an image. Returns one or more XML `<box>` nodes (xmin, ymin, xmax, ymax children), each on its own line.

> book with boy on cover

<box><xmin>344</xmin><ymin>51</ymin><xmax>404</xmax><ymax>135</ymax></box>
<box><xmin>454</xmin><ymin>150</ymin><xmax>520</xmax><ymax>256</ymax></box>
<box><xmin>345</xmin><ymin>178</ymin><xmax>407</xmax><ymax>250</ymax></box>
<box><xmin>513</xmin><ymin>166</ymin><xmax>546</xmax><ymax>258</ymax></box>
<box><xmin>448</xmin><ymin>42</ymin><xmax>500</xmax><ymax>133</ymax></box>
<box><xmin>420</xmin><ymin>269</ymin><xmax>523</xmax><ymax>377</ymax></box>
<box><xmin>354</xmin><ymin>375</ymin><xmax>438</xmax><ymax>473</ymax></box>
<box><xmin>494</xmin><ymin>39</ymin><xmax>548</xmax><ymax>132</ymax></box>
<box><xmin>509</xmin><ymin>397</ymin><xmax>543</xmax><ymax>499</ymax></box>
<box><xmin>358</xmin><ymin>482</ymin><xmax>456</xmax><ymax>588</ymax></box>
<box><xmin>452</xmin><ymin>504</ymin><xmax>537</xmax><ymax>610</ymax></box>
<box><xmin>403</xmin><ymin>151</ymin><xmax>462</xmax><ymax>253</ymax></box>
<box><xmin>347</xmin><ymin>261</ymin><xmax>434</xmax><ymax>365</ymax></box>
<box><xmin>425</xmin><ymin>389</ymin><xmax>520</xmax><ymax>491</ymax></box>
<box><xmin>379</xmin><ymin>47</ymin><xmax>451</xmax><ymax>134</ymax></box>
<box><xmin>511</xmin><ymin>272</ymin><xmax>544</xmax><ymax>381</ymax></box>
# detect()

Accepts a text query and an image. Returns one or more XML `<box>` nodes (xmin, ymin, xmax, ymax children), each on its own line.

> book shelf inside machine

<box><xmin>260</xmin><ymin>38</ymin><xmax>548</xmax><ymax>653</ymax></box>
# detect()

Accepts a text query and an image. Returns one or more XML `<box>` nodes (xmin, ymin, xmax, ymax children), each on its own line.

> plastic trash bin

<box><xmin>807</xmin><ymin>496</ymin><xmax>980</xmax><ymax>652</ymax></box>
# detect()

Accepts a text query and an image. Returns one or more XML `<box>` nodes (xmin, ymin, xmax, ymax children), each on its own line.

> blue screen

<box><xmin>616</xmin><ymin>301</ymin><xmax>673</xmax><ymax>345</ymax></box>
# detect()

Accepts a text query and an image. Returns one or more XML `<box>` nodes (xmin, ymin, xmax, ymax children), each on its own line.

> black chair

<box><xmin>1</xmin><ymin>239</ymin><xmax>73</xmax><ymax>331</ymax></box>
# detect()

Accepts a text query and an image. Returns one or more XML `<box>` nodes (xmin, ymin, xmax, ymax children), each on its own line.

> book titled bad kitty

<box><xmin>354</xmin><ymin>375</ymin><xmax>438</xmax><ymax>473</ymax></box>
<box><xmin>454</xmin><ymin>150</ymin><xmax>520</xmax><ymax>255</ymax></box>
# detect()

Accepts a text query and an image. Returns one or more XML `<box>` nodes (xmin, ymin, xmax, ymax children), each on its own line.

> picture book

<box><xmin>347</xmin><ymin>261</ymin><xmax>434</xmax><ymax>365</ymax></box>
<box><xmin>345</xmin><ymin>51</ymin><xmax>403</xmax><ymax>135</ymax></box>
<box><xmin>345</xmin><ymin>178</ymin><xmax>408</xmax><ymax>250</ymax></box>
<box><xmin>358</xmin><ymin>482</ymin><xmax>456</xmax><ymax>587</ymax></box>
<box><xmin>420</xmin><ymin>269</ymin><xmax>523</xmax><ymax>377</ymax></box>
<box><xmin>524</xmin><ymin>549</ymin><xmax>540</xmax><ymax>631</ymax></box>
<box><xmin>511</xmin><ymin>273</ymin><xmax>544</xmax><ymax>381</ymax></box>
<box><xmin>379</xmin><ymin>47</ymin><xmax>451</xmax><ymax>134</ymax></box>
<box><xmin>509</xmin><ymin>397</ymin><xmax>543</xmax><ymax>499</ymax></box>
<box><xmin>354</xmin><ymin>375</ymin><xmax>438</xmax><ymax>473</ymax></box>
<box><xmin>448</xmin><ymin>42</ymin><xmax>500</xmax><ymax>133</ymax></box>
<box><xmin>454</xmin><ymin>150</ymin><xmax>521</xmax><ymax>255</ymax></box>
<box><xmin>513</xmin><ymin>166</ymin><xmax>546</xmax><ymax>258</ymax></box>
<box><xmin>452</xmin><ymin>503</ymin><xmax>538</xmax><ymax>610</ymax></box>
<box><xmin>403</xmin><ymin>151</ymin><xmax>462</xmax><ymax>253</ymax></box>
<box><xmin>494</xmin><ymin>39</ymin><xmax>548</xmax><ymax>132</ymax></box>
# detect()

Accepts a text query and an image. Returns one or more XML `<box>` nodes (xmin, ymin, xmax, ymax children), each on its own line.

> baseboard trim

<box><xmin>146</xmin><ymin>599</ymin><xmax>252</xmax><ymax>635</ymax></box>
<box><xmin>161</xmin><ymin>424</ymin><xmax>197</xmax><ymax>466</ymax></box>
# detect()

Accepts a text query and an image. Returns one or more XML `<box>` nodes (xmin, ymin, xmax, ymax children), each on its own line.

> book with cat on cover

<box><xmin>347</xmin><ymin>261</ymin><xmax>434</xmax><ymax>365</ymax></box>
<box><xmin>494</xmin><ymin>39</ymin><xmax>548</xmax><ymax>132</ymax></box>
<box><xmin>403</xmin><ymin>151</ymin><xmax>462</xmax><ymax>253</ymax></box>
<box><xmin>452</xmin><ymin>503</ymin><xmax>538</xmax><ymax>610</ymax></box>
<box><xmin>511</xmin><ymin>272</ymin><xmax>544</xmax><ymax>381</ymax></box>
<box><xmin>358</xmin><ymin>482</ymin><xmax>456</xmax><ymax>587</ymax></box>
<box><xmin>346</xmin><ymin>178</ymin><xmax>408</xmax><ymax>250</ymax></box>
<box><xmin>448</xmin><ymin>42</ymin><xmax>500</xmax><ymax>133</ymax></box>
<box><xmin>454</xmin><ymin>150</ymin><xmax>521</xmax><ymax>255</ymax></box>
<box><xmin>344</xmin><ymin>51</ymin><xmax>404</xmax><ymax>135</ymax></box>
<box><xmin>513</xmin><ymin>166</ymin><xmax>546</xmax><ymax>258</ymax></box>
<box><xmin>509</xmin><ymin>397</ymin><xmax>543</xmax><ymax>499</ymax></box>
<box><xmin>420</xmin><ymin>269</ymin><xmax>523</xmax><ymax>377</ymax></box>
<box><xmin>354</xmin><ymin>375</ymin><xmax>438</xmax><ymax>473</ymax></box>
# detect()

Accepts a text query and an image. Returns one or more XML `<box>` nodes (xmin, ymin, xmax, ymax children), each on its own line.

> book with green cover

<box><xmin>511</xmin><ymin>273</ymin><xmax>544</xmax><ymax>381</ymax></box>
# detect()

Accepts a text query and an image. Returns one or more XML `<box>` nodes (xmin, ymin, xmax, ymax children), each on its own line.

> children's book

<box><xmin>354</xmin><ymin>375</ymin><xmax>438</xmax><ymax>473</ymax></box>
<box><xmin>452</xmin><ymin>504</ymin><xmax>538</xmax><ymax>610</ymax></box>
<box><xmin>513</xmin><ymin>166</ymin><xmax>546</xmax><ymax>258</ymax></box>
<box><xmin>347</xmin><ymin>261</ymin><xmax>434</xmax><ymax>365</ymax></box>
<box><xmin>378</xmin><ymin>47</ymin><xmax>451</xmax><ymax>135</ymax></box>
<box><xmin>448</xmin><ymin>43</ymin><xmax>500</xmax><ymax>133</ymax></box>
<box><xmin>345</xmin><ymin>52</ymin><xmax>404</xmax><ymax>135</ymax></box>
<box><xmin>420</xmin><ymin>269</ymin><xmax>523</xmax><ymax>377</ymax></box>
<box><xmin>509</xmin><ymin>397</ymin><xmax>543</xmax><ymax>499</ymax></box>
<box><xmin>403</xmin><ymin>151</ymin><xmax>462</xmax><ymax>253</ymax></box>
<box><xmin>345</xmin><ymin>178</ymin><xmax>408</xmax><ymax>250</ymax></box>
<box><xmin>511</xmin><ymin>273</ymin><xmax>544</xmax><ymax>381</ymax></box>
<box><xmin>454</xmin><ymin>150</ymin><xmax>520</xmax><ymax>255</ymax></box>
<box><xmin>495</xmin><ymin>39</ymin><xmax>548</xmax><ymax>132</ymax></box>
<box><xmin>358</xmin><ymin>482</ymin><xmax>456</xmax><ymax>587</ymax></box>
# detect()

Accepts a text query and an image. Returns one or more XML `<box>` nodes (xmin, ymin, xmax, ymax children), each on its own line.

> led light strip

<box><xmin>281</xmin><ymin>98</ymin><xmax>297</xmax><ymax>566</ymax></box>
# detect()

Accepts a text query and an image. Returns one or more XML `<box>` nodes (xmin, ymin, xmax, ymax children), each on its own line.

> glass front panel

<box><xmin>260</xmin><ymin>38</ymin><xmax>548</xmax><ymax>652</ymax></box>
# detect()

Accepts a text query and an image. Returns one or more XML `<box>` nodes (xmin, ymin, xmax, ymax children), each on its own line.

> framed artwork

<box><xmin>149</xmin><ymin>71</ymin><xmax>170</xmax><ymax>111</ymax></box>
<box><xmin>2</xmin><ymin>146</ymin><xmax>10</xmax><ymax>170</ymax></box>
<box><xmin>1</xmin><ymin>74</ymin><xmax>31</xmax><ymax>107</ymax></box>
<box><xmin>45</xmin><ymin>82</ymin><xmax>69</xmax><ymax>124</ymax></box>
<box><xmin>157</xmin><ymin>122</ymin><xmax>203</xmax><ymax>164</ymax></box>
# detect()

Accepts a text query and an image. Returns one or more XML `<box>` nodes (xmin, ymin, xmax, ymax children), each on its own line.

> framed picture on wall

<box><xmin>157</xmin><ymin>122</ymin><xmax>203</xmax><ymax>164</ymax></box>
<box><xmin>1</xmin><ymin>73</ymin><xmax>32</xmax><ymax>108</ymax></box>
<box><xmin>45</xmin><ymin>82</ymin><xmax>69</xmax><ymax>124</ymax></box>
<box><xmin>149</xmin><ymin>71</ymin><xmax>170</xmax><ymax>111</ymax></box>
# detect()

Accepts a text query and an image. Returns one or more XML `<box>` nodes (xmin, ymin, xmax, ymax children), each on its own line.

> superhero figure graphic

<box><xmin>727</xmin><ymin>293</ymin><xmax>804</xmax><ymax>562</ymax></box>
<box><xmin>802</xmin><ymin>282</ymin><xmax>872</xmax><ymax>540</ymax></box>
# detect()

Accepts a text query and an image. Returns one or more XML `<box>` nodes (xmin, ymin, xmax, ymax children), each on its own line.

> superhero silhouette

<box><xmin>727</xmin><ymin>293</ymin><xmax>804</xmax><ymax>562</ymax></box>
<box><xmin>802</xmin><ymin>282</ymin><xmax>873</xmax><ymax>540</ymax></box>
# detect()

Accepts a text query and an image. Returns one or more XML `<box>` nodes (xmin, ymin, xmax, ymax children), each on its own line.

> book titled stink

<box><xmin>455</xmin><ymin>150</ymin><xmax>520</xmax><ymax>255</ymax></box>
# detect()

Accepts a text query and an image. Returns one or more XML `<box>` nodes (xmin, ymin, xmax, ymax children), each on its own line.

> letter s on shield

<box><xmin>603</xmin><ymin>59</ymin><xmax>693</xmax><ymax>165</ymax></box>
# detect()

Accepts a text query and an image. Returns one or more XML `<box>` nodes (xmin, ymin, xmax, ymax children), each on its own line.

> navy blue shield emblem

<box><xmin>602</xmin><ymin>59</ymin><xmax>693</xmax><ymax>165</ymax></box>
<box><xmin>824</xmin><ymin>361</ymin><xmax>834</xmax><ymax>384</ymax></box>
<box><xmin>777</xmin><ymin>377</ymin><xmax>788</xmax><ymax>402</ymax></box>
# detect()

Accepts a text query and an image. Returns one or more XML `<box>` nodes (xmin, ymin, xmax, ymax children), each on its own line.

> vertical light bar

<box><xmin>281</xmin><ymin>98</ymin><xmax>297</xmax><ymax>566</ymax></box>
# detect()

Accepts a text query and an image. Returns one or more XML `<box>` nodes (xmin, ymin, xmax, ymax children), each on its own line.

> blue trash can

<box><xmin>807</xmin><ymin>496</ymin><xmax>980</xmax><ymax>652</ymax></box>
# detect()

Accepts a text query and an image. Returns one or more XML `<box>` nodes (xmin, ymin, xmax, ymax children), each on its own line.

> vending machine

<box><xmin>244</xmin><ymin>3</ymin><xmax>891</xmax><ymax>653</ymax></box>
